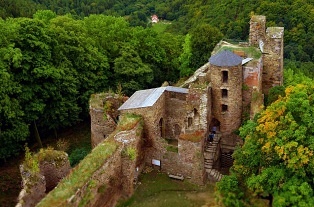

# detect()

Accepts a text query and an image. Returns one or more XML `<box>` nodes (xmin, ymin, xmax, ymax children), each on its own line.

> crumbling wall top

<box><xmin>266</xmin><ymin>27</ymin><xmax>284</xmax><ymax>39</ymax></box>
<box><xmin>250</xmin><ymin>15</ymin><xmax>266</xmax><ymax>23</ymax></box>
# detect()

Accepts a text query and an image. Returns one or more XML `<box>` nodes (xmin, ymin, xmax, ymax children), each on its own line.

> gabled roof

<box><xmin>209</xmin><ymin>50</ymin><xmax>243</xmax><ymax>67</ymax></box>
<box><xmin>118</xmin><ymin>86</ymin><xmax>188</xmax><ymax>110</ymax></box>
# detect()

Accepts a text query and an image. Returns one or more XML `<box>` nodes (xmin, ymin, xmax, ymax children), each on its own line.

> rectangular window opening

<box><xmin>222</xmin><ymin>104</ymin><xmax>228</xmax><ymax>112</ymax></box>
<box><xmin>222</xmin><ymin>89</ymin><xmax>228</xmax><ymax>98</ymax></box>
<box><xmin>222</xmin><ymin>71</ymin><xmax>228</xmax><ymax>83</ymax></box>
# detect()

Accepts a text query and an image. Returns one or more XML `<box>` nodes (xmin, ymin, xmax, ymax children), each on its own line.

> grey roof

<box><xmin>118</xmin><ymin>86</ymin><xmax>188</xmax><ymax>110</ymax></box>
<box><xmin>165</xmin><ymin>86</ymin><xmax>188</xmax><ymax>94</ymax></box>
<box><xmin>209</xmin><ymin>50</ymin><xmax>243</xmax><ymax>67</ymax></box>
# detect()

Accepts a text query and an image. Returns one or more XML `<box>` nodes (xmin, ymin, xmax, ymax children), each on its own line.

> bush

<box><xmin>69</xmin><ymin>146</ymin><xmax>91</xmax><ymax>167</ymax></box>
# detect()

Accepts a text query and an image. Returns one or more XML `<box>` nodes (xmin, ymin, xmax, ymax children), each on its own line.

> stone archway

<box><xmin>209</xmin><ymin>118</ymin><xmax>220</xmax><ymax>132</ymax></box>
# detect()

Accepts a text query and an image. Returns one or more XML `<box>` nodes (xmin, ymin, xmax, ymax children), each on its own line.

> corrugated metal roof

<box><xmin>118</xmin><ymin>86</ymin><xmax>188</xmax><ymax>110</ymax></box>
<box><xmin>209</xmin><ymin>50</ymin><xmax>243</xmax><ymax>67</ymax></box>
<box><xmin>242</xmin><ymin>58</ymin><xmax>253</xmax><ymax>65</ymax></box>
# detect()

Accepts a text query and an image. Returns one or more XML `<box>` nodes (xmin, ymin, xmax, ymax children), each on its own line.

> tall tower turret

<box><xmin>249</xmin><ymin>15</ymin><xmax>266</xmax><ymax>47</ymax></box>
<box><xmin>209</xmin><ymin>50</ymin><xmax>243</xmax><ymax>146</ymax></box>
<box><xmin>263</xmin><ymin>27</ymin><xmax>284</xmax><ymax>94</ymax></box>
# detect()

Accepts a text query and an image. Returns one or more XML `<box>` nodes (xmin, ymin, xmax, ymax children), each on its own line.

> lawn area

<box><xmin>151</xmin><ymin>21</ymin><xmax>171</xmax><ymax>33</ymax></box>
<box><xmin>118</xmin><ymin>170</ymin><xmax>218</xmax><ymax>207</ymax></box>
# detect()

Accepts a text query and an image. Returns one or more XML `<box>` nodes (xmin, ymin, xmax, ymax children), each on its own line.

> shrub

<box><xmin>69</xmin><ymin>146</ymin><xmax>91</xmax><ymax>167</ymax></box>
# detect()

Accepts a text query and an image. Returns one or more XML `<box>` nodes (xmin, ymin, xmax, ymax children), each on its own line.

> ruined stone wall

<box><xmin>186</xmin><ymin>87</ymin><xmax>211</xmax><ymax>133</ymax></box>
<box><xmin>249</xmin><ymin>15</ymin><xmax>266</xmax><ymax>47</ymax></box>
<box><xmin>39</xmin><ymin>155</ymin><xmax>71</xmax><ymax>192</ymax></box>
<box><xmin>17</xmin><ymin>150</ymin><xmax>71</xmax><ymax>207</ymax></box>
<box><xmin>164</xmin><ymin>91</ymin><xmax>187</xmax><ymax>139</ymax></box>
<box><xmin>90</xmin><ymin>108</ymin><xmax>117</xmax><ymax>147</ymax></box>
<box><xmin>210</xmin><ymin>64</ymin><xmax>242</xmax><ymax>146</ymax></box>
<box><xmin>90</xmin><ymin>93</ymin><xmax>126</xmax><ymax>147</ymax></box>
<box><xmin>160</xmin><ymin>138</ymin><xmax>205</xmax><ymax>185</ymax></box>
<box><xmin>37</xmin><ymin>121</ymin><xmax>144</xmax><ymax>207</ymax></box>
<box><xmin>263</xmin><ymin>27</ymin><xmax>284</xmax><ymax>94</ymax></box>
<box><xmin>16</xmin><ymin>166</ymin><xmax>46</xmax><ymax>207</ymax></box>
<box><xmin>243</xmin><ymin>57</ymin><xmax>263</xmax><ymax>119</ymax></box>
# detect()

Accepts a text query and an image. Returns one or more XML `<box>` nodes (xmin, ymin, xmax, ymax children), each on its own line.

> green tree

<box><xmin>189</xmin><ymin>24</ymin><xmax>223</xmax><ymax>69</ymax></box>
<box><xmin>178</xmin><ymin>34</ymin><xmax>193</xmax><ymax>77</ymax></box>
<box><xmin>114</xmin><ymin>43</ymin><xmax>153</xmax><ymax>95</ymax></box>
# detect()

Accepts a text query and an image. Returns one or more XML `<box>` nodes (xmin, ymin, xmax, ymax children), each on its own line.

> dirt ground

<box><xmin>0</xmin><ymin>157</ymin><xmax>22</xmax><ymax>207</ymax></box>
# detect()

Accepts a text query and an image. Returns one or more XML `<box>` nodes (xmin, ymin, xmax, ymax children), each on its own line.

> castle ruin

<box><xmin>35</xmin><ymin>15</ymin><xmax>284</xmax><ymax>207</ymax></box>
<box><xmin>91</xmin><ymin>15</ymin><xmax>284</xmax><ymax>183</ymax></box>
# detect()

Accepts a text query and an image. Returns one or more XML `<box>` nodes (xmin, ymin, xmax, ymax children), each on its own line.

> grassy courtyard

<box><xmin>118</xmin><ymin>170</ymin><xmax>218</xmax><ymax>207</ymax></box>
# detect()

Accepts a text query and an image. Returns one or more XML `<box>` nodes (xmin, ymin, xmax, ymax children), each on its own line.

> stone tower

<box><xmin>249</xmin><ymin>15</ymin><xmax>284</xmax><ymax>95</ymax></box>
<box><xmin>249</xmin><ymin>15</ymin><xmax>266</xmax><ymax>47</ymax></box>
<box><xmin>209</xmin><ymin>50</ymin><xmax>243</xmax><ymax>146</ymax></box>
<box><xmin>263</xmin><ymin>26</ymin><xmax>284</xmax><ymax>94</ymax></box>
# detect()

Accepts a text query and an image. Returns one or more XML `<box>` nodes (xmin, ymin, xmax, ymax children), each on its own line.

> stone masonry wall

<box><xmin>249</xmin><ymin>15</ymin><xmax>266</xmax><ymax>47</ymax></box>
<box><xmin>165</xmin><ymin>91</ymin><xmax>187</xmax><ymax>139</ymax></box>
<box><xmin>263</xmin><ymin>27</ymin><xmax>284</xmax><ymax>94</ymax></box>
<box><xmin>243</xmin><ymin>57</ymin><xmax>263</xmax><ymax>119</ymax></box>
<box><xmin>16</xmin><ymin>166</ymin><xmax>46</xmax><ymax>207</ymax></box>
<box><xmin>90</xmin><ymin>108</ymin><xmax>117</xmax><ymax>147</ymax></box>
<box><xmin>17</xmin><ymin>150</ymin><xmax>70</xmax><ymax>207</ymax></box>
<box><xmin>210</xmin><ymin>64</ymin><xmax>242</xmax><ymax>146</ymax></box>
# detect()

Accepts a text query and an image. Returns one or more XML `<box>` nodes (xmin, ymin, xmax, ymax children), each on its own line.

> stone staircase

<box><xmin>204</xmin><ymin>133</ymin><xmax>224</xmax><ymax>182</ymax></box>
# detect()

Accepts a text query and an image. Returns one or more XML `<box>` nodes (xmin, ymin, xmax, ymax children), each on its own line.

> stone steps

<box><xmin>206</xmin><ymin>169</ymin><xmax>223</xmax><ymax>181</ymax></box>
<box><xmin>204</xmin><ymin>133</ymin><xmax>223</xmax><ymax>182</ymax></box>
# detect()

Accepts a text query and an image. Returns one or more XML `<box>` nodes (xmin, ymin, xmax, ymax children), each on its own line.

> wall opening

<box><xmin>221</xmin><ymin>89</ymin><xmax>228</xmax><ymax>98</ymax></box>
<box><xmin>159</xmin><ymin>118</ymin><xmax>164</xmax><ymax>137</ymax></box>
<box><xmin>188</xmin><ymin>117</ymin><xmax>193</xmax><ymax>127</ymax></box>
<box><xmin>209</xmin><ymin>118</ymin><xmax>221</xmax><ymax>133</ymax></box>
<box><xmin>222</xmin><ymin>71</ymin><xmax>228</xmax><ymax>83</ymax></box>
<box><xmin>174</xmin><ymin>124</ymin><xmax>181</xmax><ymax>136</ymax></box>
<box><xmin>194</xmin><ymin>108</ymin><xmax>200</xmax><ymax>128</ymax></box>
<box><xmin>222</xmin><ymin>104</ymin><xmax>228</xmax><ymax>112</ymax></box>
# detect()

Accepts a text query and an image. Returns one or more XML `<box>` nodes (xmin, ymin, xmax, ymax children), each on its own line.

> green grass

<box><xmin>217</xmin><ymin>45</ymin><xmax>262</xmax><ymax>59</ymax></box>
<box><xmin>151</xmin><ymin>22</ymin><xmax>170</xmax><ymax>33</ymax></box>
<box><xmin>117</xmin><ymin>171</ymin><xmax>217</xmax><ymax>207</ymax></box>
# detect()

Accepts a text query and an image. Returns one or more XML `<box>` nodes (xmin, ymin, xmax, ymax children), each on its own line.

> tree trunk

<box><xmin>34</xmin><ymin>121</ymin><xmax>43</xmax><ymax>148</ymax></box>
<box><xmin>54</xmin><ymin>128</ymin><xmax>58</xmax><ymax>139</ymax></box>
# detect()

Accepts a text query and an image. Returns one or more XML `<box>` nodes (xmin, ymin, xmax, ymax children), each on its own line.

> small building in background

<box><xmin>151</xmin><ymin>14</ymin><xmax>159</xmax><ymax>23</ymax></box>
